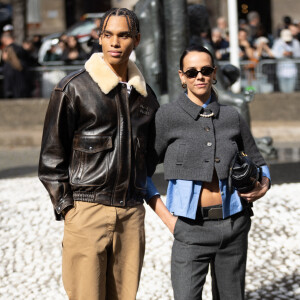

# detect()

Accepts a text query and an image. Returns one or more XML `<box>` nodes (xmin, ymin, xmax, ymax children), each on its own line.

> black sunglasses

<box><xmin>183</xmin><ymin>66</ymin><xmax>215</xmax><ymax>78</ymax></box>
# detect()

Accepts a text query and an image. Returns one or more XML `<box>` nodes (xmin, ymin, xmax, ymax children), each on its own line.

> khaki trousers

<box><xmin>62</xmin><ymin>201</ymin><xmax>146</xmax><ymax>300</ymax></box>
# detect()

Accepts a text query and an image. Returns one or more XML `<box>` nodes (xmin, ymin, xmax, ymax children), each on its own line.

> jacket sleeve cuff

<box><xmin>145</xmin><ymin>176</ymin><xmax>160</xmax><ymax>204</ymax></box>
<box><xmin>55</xmin><ymin>197</ymin><xmax>74</xmax><ymax>221</ymax></box>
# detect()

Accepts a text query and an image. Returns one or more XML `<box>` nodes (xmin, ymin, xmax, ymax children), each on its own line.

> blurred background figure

<box><xmin>247</xmin><ymin>11</ymin><xmax>264</xmax><ymax>45</ymax></box>
<box><xmin>216</xmin><ymin>16</ymin><xmax>228</xmax><ymax>40</ymax></box>
<box><xmin>288</xmin><ymin>23</ymin><xmax>300</xmax><ymax>42</ymax></box>
<box><xmin>211</xmin><ymin>27</ymin><xmax>229</xmax><ymax>60</ymax></box>
<box><xmin>44</xmin><ymin>39</ymin><xmax>61</xmax><ymax>62</ymax></box>
<box><xmin>238</xmin><ymin>19</ymin><xmax>249</xmax><ymax>34</ymax></box>
<box><xmin>252</xmin><ymin>26</ymin><xmax>274</xmax><ymax>60</ymax></box>
<box><xmin>1</xmin><ymin>32</ymin><xmax>30</xmax><ymax>98</ymax></box>
<box><xmin>253</xmin><ymin>36</ymin><xmax>274</xmax><ymax>60</ymax></box>
<box><xmin>87</xmin><ymin>18</ymin><xmax>102</xmax><ymax>56</ymax></box>
<box><xmin>238</xmin><ymin>28</ymin><xmax>256</xmax><ymax>87</ymax></box>
<box><xmin>2</xmin><ymin>23</ymin><xmax>13</xmax><ymax>34</ymax></box>
<box><xmin>61</xmin><ymin>35</ymin><xmax>88</xmax><ymax>63</ymax></box>
<box><xmin>22</xmin><ymin>39</ymin><xmax>39</xmax><ymax>66</ymax></box>
<box><xmin>56</xmin><ymin>34</ymin><xmax>68</xmax><ymax>56</ymax></box>
<box><xmin>276</xmin><ymin>15</ymin><xmax>293</xmax><ymax>37</ymax></box>
<box><xmin>272</xmin><ymin>28</ymin><xmax>300</xmax><ymax>93</ymax></box>
<box><xmin>238</xmin><ymin>28</ymin><xmax>255</xmax><ymax>60</ymax></box>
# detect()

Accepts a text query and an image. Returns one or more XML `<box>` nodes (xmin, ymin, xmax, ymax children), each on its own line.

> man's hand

<box><xmin>61</xmin><ymin>206</ymin><xmax>74</xmax><ymax>219</ymax></box>
<box><xmin>238</xmin><ymin>177</ymin><xmax>270</xmax><ymax>203</ymax></box>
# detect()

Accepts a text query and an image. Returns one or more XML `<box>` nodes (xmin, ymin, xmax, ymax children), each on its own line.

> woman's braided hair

<box><xmin>99</xmin><ymin>8</ymin><xmax>140</xmax><ymax>38</ymax></box>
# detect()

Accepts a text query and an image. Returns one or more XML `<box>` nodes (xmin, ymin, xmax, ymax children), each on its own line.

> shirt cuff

<box><xmin>145</xmin><ymin>176</ymin><xmax>160</xmax><ymax>203</ymax></box>
<box><xmin>261</xmin><ymin>165</ymin><xmax>271</xmax><ymax>188</ymax></box>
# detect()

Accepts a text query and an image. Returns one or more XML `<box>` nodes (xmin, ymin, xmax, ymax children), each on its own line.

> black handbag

<box><xmin>228</xmin><ymin>151</ymin><xmax>262</xmax><ymax>194</ymax></box>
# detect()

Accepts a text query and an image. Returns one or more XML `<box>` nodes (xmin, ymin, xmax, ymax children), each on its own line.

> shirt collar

<box><xmin>179</xmin><ymin>92</ymin><xmax>220</xmax><ymax>120</ymax></box>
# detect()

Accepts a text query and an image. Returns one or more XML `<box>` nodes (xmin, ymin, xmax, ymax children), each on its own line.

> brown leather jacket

<box><xmin>38</xmin><ymin>53</ymin><xmax>159</xmax><ymax>220</ymax></box>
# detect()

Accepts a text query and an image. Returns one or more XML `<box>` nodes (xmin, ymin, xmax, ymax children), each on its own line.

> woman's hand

<box><xmin>166</xmin><ymin>215</ymin><xmax>178</xmax><ymax>234</ymax></box>
<box><xmin>238</xmin><ymin>176</ymin><xmax>270</xmax><ymax>203</ymax></box>
<box><xmin>148</xmin><ymin>195</ymin><xmax>178</xmax><ymax>234</ymax></box>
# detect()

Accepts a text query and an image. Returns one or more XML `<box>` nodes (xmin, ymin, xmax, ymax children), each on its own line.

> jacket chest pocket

<box><xmin>70</xmin><ymin>135</ymin><xmax>113</xmax><ymax>186</ymax></box>
<box><xmin>134</xmin><ymin>137</ymin><xmax>147</xmax><ymax>191</ymax></box>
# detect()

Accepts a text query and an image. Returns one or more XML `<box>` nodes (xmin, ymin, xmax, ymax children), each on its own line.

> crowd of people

<box><xmin>0</xmin><ymin>18</ymin><xmax>102</xmax><ymax>98</ymax></box>
<box><xmin>1</xmin><ymin>12</ymin><xmax>300</xmax><ymax>98</ymax></box>
<box><xmin>44</xmin><ymin>18</ymin><xmax>102</xmax><ymax>63</ymax></box>
<box><xmin>211</xmin><ymin>12</ymin><xmax>300</xmax><ymax>93</ymax></box>
<box><xmin>211</xmin><ymin>13</ymin><xmax>300</xmax><ymax>62</ymax></box>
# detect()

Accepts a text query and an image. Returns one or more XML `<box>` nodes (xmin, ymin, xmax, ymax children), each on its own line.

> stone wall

<box><xmin>0</xmin><ymin>93</ymin><xmax>299</xmax><ymax>147</ymax></box>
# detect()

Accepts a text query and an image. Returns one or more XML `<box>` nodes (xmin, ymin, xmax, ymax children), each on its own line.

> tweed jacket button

<box><xmin>215</xmin><ymin>158</ymin><xmax>220</xmax><ymax>163</ymax></box>
<box><xmin>207</xmin><ymin>142</ymin><xmax>212</xmax><ymax>147</ymax></box>
<box><xmin>204</xmin><ymin>126</ymin><xmax>210</xmax><ymax>132</ymax></box>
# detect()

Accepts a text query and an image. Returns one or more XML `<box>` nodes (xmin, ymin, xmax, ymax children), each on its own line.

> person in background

<box><xmin>1</xmin><ymin>32</ymin><xmax>30</xmax><ymax>98</ymax></box>
<box><xmin>32</xmin><ymin>34</ymin><xmax>42</xmax><ymax>52</ymax></box>
<box><xmin>55</xmin><ymin>36</ymin><xmax>67</xmax><ymax>57</ymax></box>
<box><xmin>253</xmin><ymin>26</ymin><xmax>274</xmax><ymax>60</ymax></box>
<box><xmin>238</xmin><ymin>19</ymin><xmax>250</xmax><ymax>33</ymax></box>
<box><xmin>238</xmin><ymin>28</ymin><xmax>255</xmax><ymax>60</ymax></box>
<box><xmin>22</xmin><ymin>39</ymin><xmax>39</xmax><ymax>66</ymax></box>
<box><xmin>289</xmin><ymin>23</ymin><xmax>300</xmax><ymax>42</ymax></box>
<box><xmin>44</xmin><ymin>39</ymin><xmax>61</xmax><ymax>62</ymax></box>
<box><xmin>88</xmin><ymin>18</ymin><xmax>102</xmax><ymax>56</ymax></box>
<box><xmin>147</xmin><ymin>45</ymin><xmax>271</xmax><ymax>300</ymax></box>
<box><xmin>211</xmin><ymin>27</ymin><xmax>230</xmax><ymax>61</ymax></box>
<box><xmin>253</xmin><ymin>36</ymin><xmax>274</xmax><ymax>60</ymax></box>
<box><xmin>276</xmin><ymin>15</ymin><xmax>292</xmax><ymax>38</ymax></box>
<box><xmin>61</xmin><ymin>35</ymin><xmax>88</xmax><ymax>63</ymax></box>
<box><xmin>247</xmin><ymin>11</ymin><xmax>263</xmax><ymax>45</ymax></box>
<box><xmin>2</xmin><ymin>24</ymin><xmax>13</xmax><ymax>34</ymax></box>
<box><xmin>216</xmin><ymin>16</ymin><xmax>228</xmax><ymax>41</ymax></box>
<box><xmin>272</xmin><ymin>28</ymin><xmax>300</xmax><ymax>93</ymax></box>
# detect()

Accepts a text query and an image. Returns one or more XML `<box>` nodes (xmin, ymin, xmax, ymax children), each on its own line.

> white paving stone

<box><xmin>0</xmin><ymin>177</ymin><xmax>299</xmax><ymax>299</ymax></box>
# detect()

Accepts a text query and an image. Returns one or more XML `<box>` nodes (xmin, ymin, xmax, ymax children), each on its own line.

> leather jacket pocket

<box><xmin>70</xmin><ymin>135</ymin><xmax>112</xmax><ymax>186</ymax></box>
<box><xmin>134</xmin><ymin>137</ymin><xmax>147</xmax><ymax>191</ymax></box>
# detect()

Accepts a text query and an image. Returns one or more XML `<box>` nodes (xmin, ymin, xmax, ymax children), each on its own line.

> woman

<box><xmin>147</xmin><ymin>45</ymin><xmax>270</xmax><ymax>300</ymax></box>
<box><xmin>61</xmin><ymin>35</ymin><xmax>88</xmax><ymax>63</ymax></box>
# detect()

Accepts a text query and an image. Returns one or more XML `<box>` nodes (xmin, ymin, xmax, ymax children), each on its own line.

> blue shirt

<box><xmin>146</xmin><ymin>96</ymin><xmax>271</xmax><ymax>219</ymax></box>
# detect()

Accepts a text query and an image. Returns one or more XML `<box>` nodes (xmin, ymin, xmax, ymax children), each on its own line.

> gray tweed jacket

<box><xmin>153</xmin><ymin>92</ymin><xmax>266</xmax><ymax>182</ymax></box>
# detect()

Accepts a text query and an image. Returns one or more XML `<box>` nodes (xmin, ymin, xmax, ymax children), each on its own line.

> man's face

<box><xmin>99</xmin><ymin>16</ymin><xmax>140</xmax><ymax>68</ymax></box>
<box><xmin>212</xmin><ymin>31</ymin><xmax>222</xmax><ymax>44</ymax></box>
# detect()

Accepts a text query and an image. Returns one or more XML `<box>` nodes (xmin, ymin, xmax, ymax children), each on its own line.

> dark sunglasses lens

<box><xmin>185</xmin><ymin>69</ymin><xmax>198</xmax><ymax>78</ymax></box>
<box><xmin>201</xmin><ymin>67</ymin><xmax>214</xmax><ymax>76</ymax></box>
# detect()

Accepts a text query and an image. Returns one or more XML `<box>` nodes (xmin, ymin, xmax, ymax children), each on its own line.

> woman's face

<box><xmin>179</xmin><ymin>51</ymin><xmax>216</xmax><ymax>101</ymax></box>
<box><xmin>68</xmin><ymin>36</ymin><xmax>77</xmax><ymax>48</ymax></box>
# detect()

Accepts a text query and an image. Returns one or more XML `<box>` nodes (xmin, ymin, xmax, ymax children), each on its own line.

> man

<box><xmin>211</xmin><ymin>27</ymin><xmax>230</xmax><ymax>61</ymax></box>
<box><xmin>38</xmin><ymin>8</ymin><xmax>159</xmax><ymax>300</ymax></box>
<box><xmin>272</xmin><ymin>28</ymin><xmax>300</xmax><ymax>93</ymax></box>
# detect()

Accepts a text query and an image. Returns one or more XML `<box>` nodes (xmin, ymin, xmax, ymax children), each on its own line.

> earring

<box><xmin>212</xmin><ymin>79</ymin><xmax>217</xmax><ymax>85</ymax></box>
<box><xmin>182</xmin><ymin>83</ymin><xmax>187</xmax><ymax>89</ymax></box>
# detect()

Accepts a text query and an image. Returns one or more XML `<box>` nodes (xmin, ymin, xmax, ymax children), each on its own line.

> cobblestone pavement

<box><xmin>0</xmin><ymin>177</ymin><xmax>299</xmax><ymax>300</ymax></box>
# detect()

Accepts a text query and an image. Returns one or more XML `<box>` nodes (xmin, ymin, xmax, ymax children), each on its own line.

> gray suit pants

<box><xmin>171</xmin><ymin>209</ymin><xmax>252</xmax><ymax>300</ymax></box>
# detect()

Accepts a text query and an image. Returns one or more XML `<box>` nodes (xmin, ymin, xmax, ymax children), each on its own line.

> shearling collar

<box><xmin>177</xmin><ymin>92</ymin><xmax>220</xmax><ymax>120</ymax></box>
<box><xmin>85</xmin><ymin>53</ymin><xmax>147</xmax><ymax>97</ymax></box>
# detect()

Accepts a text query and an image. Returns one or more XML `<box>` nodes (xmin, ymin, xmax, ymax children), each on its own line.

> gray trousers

<box><xmin>171</xmin><ymin>209</ymin><xmax>251</xmax><ymax>300</ymax></box>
